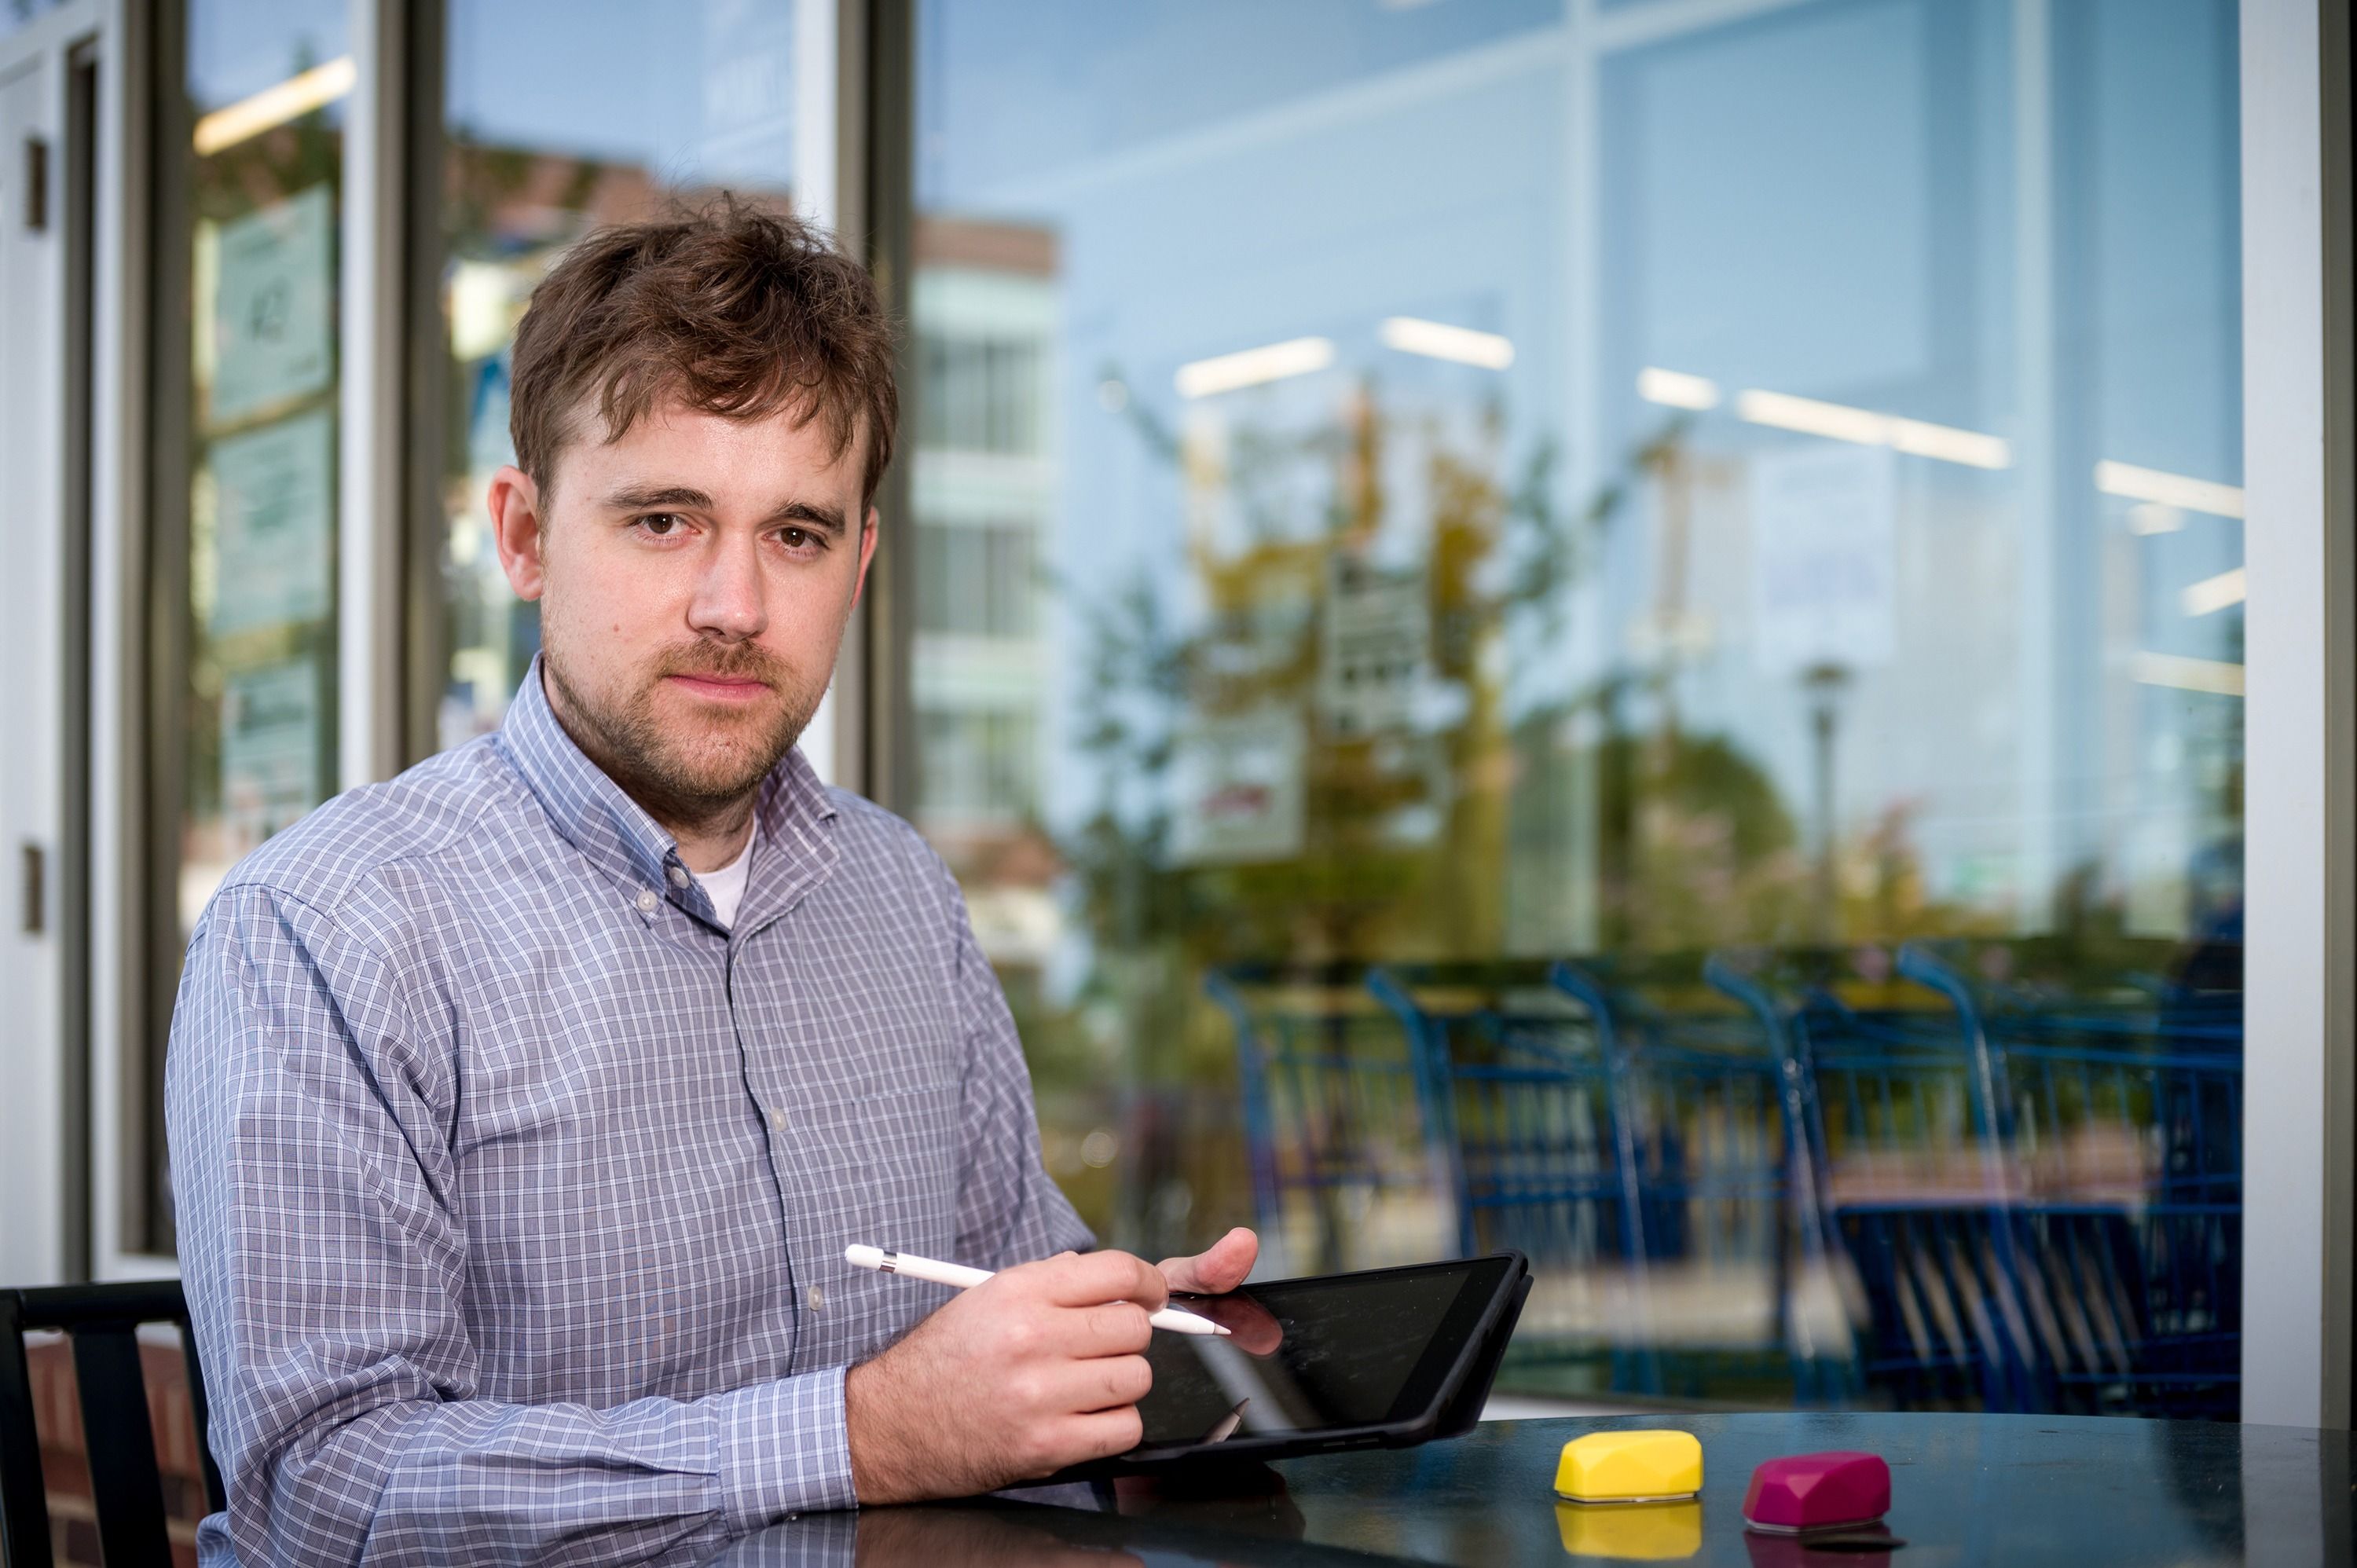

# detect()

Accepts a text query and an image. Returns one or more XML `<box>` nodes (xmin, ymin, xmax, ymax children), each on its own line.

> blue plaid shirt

<box><xmin>167</xmin><ymin>662</ymin><xmax>1092</xmax><ymax>1564</ymax></box>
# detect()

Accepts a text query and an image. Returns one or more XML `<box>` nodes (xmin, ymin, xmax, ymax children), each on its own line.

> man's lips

<box><xmin>664</xmin><ymin>672</ymin><xmax>774</xmax><ymax>701</ymax></box>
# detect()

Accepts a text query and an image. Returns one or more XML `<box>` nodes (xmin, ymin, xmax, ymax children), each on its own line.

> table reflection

<box><xmin>698</xmin><ymin>1411</ymin><xmax>2347</xmax><ymax>1568</ymax></box>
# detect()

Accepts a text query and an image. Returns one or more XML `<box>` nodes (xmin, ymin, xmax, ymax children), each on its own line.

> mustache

<box><xmin>651</xmin><ymin>643</ymin><xmax>788</xmax><ymax>685</ymax></box>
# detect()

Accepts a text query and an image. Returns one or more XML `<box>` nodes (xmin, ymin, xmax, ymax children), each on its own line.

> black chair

<box><xmin>0</xmin><ymin>1280</ymin><xmax>225</xmax><ymax>1568</ymax></box>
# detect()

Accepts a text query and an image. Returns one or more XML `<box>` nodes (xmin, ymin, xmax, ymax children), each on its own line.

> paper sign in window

<box><xmin>211</xmin><ymin>184</ymin><xmax>335</xmax><ymax>426</ymax></box>
<box><xmin>210</xmin><ymin>407</ymin><xmax>335</xmax><ymax>636</ymax></box>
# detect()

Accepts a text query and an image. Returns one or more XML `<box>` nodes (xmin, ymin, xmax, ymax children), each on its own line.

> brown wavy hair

<box><xmin>508</xmin><ymin>196</ymin><xmax>899</xmax><ymax>505</ymax></box>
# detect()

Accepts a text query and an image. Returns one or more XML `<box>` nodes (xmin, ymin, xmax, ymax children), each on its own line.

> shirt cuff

<box><xmin>715</xmin><ymin>1365</ymin><xmax>857</xmax><ymax>1530</ymax></box>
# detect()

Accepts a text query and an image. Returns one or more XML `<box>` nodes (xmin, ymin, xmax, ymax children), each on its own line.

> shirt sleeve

<box><xmin>167</xmin><ymin>884</ymin><xmax>856</xmax><ymax>1566</ymax></box>
<box><xmin>935</xmin><ymin>866</ymin><xmax>1095</xmax><ymax>1269</ymax></box>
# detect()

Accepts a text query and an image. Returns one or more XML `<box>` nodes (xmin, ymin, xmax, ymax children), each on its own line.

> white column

<box><xmin>0</xmin><ymin>13</ymin><xmax>74</xmax><ymax>1288</ymax></box>
<box><xmin>338</xmin><ymin>0</ymin><xmax>407</xmax><ymax>791</ymax></box>
<box><xmin>2241</xmin><ymin>0</ymin><xmax>2354</xmax><ymax>1431</ymax></box>
<box><xmin>88</xmin><ymin>0</ymin><xmax>173</xmax><ymax>1276</ymax></box>
<box><xmin>795</xmin><ymin>0</ymin><xmax>845</xmax><ymax>787</ymax></box>
<box><xmin>2011</xmin><ymin>0</ymin><xmax>2059</xmax><ymax>933</ymax></box>
<box><xmin>1561</xmin><ymin>0</ymin><xmax>1602</xmax><ymax>950</ymax></box>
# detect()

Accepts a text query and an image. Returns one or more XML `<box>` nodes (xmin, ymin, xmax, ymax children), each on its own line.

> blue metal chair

<box><xmin>1709</xmin><ymin>947</ymin><xmax>2042</xmax><ymax>1412</ymax></box>
<box><xmin>1205</xmin><ymin>964</ymin><xmax>1450</xmax><ymax>1276</ymax></box>
<box><xmin>1367</xmin><ymin>961</ymin><xmax>1650</xmax><ymax>1393</ymax></box>
<box><xmin>1898</xmin><ymin>940</ymin><xmax>2242</xmax><ymax>1419</ymax></box>
<box><xmin>1546</xmin><ymin>958</ymin><xmax>1832</xmax><ymax>1402</ymax></box>
<box><xmin>1371</xmin><ymin>958</ymin><xmax>1826</xmax><ymax>1403</ymax></box>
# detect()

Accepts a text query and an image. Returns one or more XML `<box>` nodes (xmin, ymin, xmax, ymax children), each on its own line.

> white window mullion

<box><xmin>87</xmin><ymin>0</ymin><xmax>167</xmax><ymax>1280</ymax></box>
<box><xmin>2241</xmin><ymin>0</ymin><xmax>2355</xmax><ymax>1431</ymax></box>
<box><xmin>793</xmin><ymin>0</ymin><xmax>844</xmax><ymax>786</ymax></box>
<box><xmin>338</xmin><ymin>0</ymin><xmax>405</xmax><ymax>791</ymax></box>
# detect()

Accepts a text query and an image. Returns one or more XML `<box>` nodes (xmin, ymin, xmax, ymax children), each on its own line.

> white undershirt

<box><xmin>695</xmin><ymin>830</ymin><xmax>757</xmax><ymax>929</ymax></box>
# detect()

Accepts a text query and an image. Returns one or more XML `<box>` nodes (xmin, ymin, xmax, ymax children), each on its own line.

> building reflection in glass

<box><xmin>910</xmin><ymin>0</ymin><xmax>2245</xmax><ymax>1416</ymax></box>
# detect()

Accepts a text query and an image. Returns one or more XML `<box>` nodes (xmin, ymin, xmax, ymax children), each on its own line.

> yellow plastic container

<box><xmin>1554</xmin><ymin>1499</ymin><xmax>1703</xmax><ymax>1559</ymax></box>
<box><xmin>1552</xmin><ymin>1430</ymin><xmax>1705</xmax><ymax>1504</ymax></box>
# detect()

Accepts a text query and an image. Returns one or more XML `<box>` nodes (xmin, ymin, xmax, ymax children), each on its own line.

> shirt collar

<box><xmin>495</xmin><ymin>655</ymin><xmax>838</xmax><ymax>925</ymax></box>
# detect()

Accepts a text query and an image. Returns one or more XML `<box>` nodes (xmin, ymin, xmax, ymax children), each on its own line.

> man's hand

<box><xmin>1156</xmin><ymin>1225</ymin><xmax>1258</xmax><ymax>1295</ymax></box>
<box><xmin>1157</xmin><ymin>1227</ymin><xmax>1281</xmax><ymax>1355</ymax></box>
<box><xmin>845</xmin><ymin>1251</ymin><xmax>1167</xmax><ymax>1503</ymax></box>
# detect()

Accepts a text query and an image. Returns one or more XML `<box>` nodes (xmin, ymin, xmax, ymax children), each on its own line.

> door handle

<box><xmin>22</xmin><ymin>135</ymin><xmax>46</xmax><ymax>232</ymax></box>
<box><xmin>20</xmin><ymin>841</ymin><xmax>43</xmax><ymax>936</ymax></box>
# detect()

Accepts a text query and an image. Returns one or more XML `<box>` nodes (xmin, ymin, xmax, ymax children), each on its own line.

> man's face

<box><xmin>488</xmin><ymin>400</ymin><xmax>877</xmax><ymax>824</ymax></box>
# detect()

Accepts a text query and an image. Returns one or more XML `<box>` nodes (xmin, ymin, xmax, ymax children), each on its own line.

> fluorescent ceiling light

<box><xmin>2180</xmin><ymin>566</ymin><xmax>2247</xmax><ymax>617</ymax></box>
<box><xmin>2094</xmin><ymin>460</ymin><xmax>2245</xmax><ymax>519</ymax></box>
<box><xmin>194</xmin><ymin>56</ymin><xmax>357</xmax><ymax>156</ymax></box>
<box><xmin>1175</xmin><ymin>336</ymin><xmax>1335</xmax><ymax>398</ymax></box>
<box><xmin>1739</xmin><ymin>390</ymin><xmax>1884</xmax><ymax>445</ymax></box>
<box><xmin>1736</xmin><ymin>389</ymin><xmax>2011</xmax><ymax>470</ymax></box>
<box><xmin>1380</xmin><ymin>316</ymin><xmax>1513</xmax><ymax>370</ymax></box>
<box><xmin>1885</xmin><ymin>417</ymin><xmax>2011</xmax><ymax>470</ymax></box>
<box><xmin>1637</xmin><ymin>367</ymin><xmax>1719</xmax><ymax>410</ymax></box>
<box><xmin>2132</xmin><ymin>651</ymin><xmax>2245</xmax><ymax>698</ymax></box>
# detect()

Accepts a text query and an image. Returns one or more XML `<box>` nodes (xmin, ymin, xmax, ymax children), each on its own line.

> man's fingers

<box><xmin>1039</xmin><ymin>1249</ymin><xmax>1169</xmax><ymax>1312</ymax></box>
<box><xmin>1157</xmin><ymin>1226</ymin><xmax>1259</xmax><ymax>1295</ymax></box>
<box><xmin>1058</xmin><ymin>1405</ymin><xmax>1146</xmax><ymax>1464</ymax></box>
<box><xmin>1044</xmin><ymin>1349</ymin><xmax>1153</xmax><ymax>1413</ymax></box>
<box><xmin>1065</xmin><ymin>1299</ymin><xmax>1154</xmax><ymax>1357</ymax></box>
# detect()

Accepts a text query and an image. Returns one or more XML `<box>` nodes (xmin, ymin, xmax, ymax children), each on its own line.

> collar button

<box><xmin>666</xmin><ymin>865</ymin><xmax>690</xmax><ymax>888</ymax></box>
<box><xmin>635</xmin><ymin>888</ymin><xmax>659</xmax><ymax>914</ymax></box>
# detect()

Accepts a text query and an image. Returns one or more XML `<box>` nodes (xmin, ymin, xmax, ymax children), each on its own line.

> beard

<box><xmin>541</xmin><ymin>632</ymin><xmax>824</xmax><ymax>832</ymax></box>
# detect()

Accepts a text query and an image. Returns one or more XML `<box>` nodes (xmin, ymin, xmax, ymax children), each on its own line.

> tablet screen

<box><xmin>1135</xmin><ymin>1258</ymin><xmax>1501</xmax><ymax>1449</ymax></box>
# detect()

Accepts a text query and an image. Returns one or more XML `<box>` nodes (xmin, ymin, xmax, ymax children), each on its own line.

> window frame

<box><xmin>872</xmin><ymin>0</ymin><xmax>2356</xmax><ymax>1423</ymax></box>
<box><xmin>2239</xmin><ymin>0</ymin><xmax>2355</xmax><ymax>1430</ymax></box>
<box><xmin>101</xmin><ymin>0</ymin><xmax>416</xmax><ymax>1273</ymax></box>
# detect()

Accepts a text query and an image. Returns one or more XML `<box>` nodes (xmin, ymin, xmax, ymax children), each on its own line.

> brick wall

<box><xmin>26</xmin><ymin>1334</ymin><xmax>209</xmax><ymax>1566</ymax></box>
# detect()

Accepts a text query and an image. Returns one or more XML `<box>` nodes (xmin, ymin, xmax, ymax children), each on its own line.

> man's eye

<box><xmin>640</xmin><ymin>514</ymin><xmax>684</xmax><ymax>537</ymax></box>
<box><xmin>778</xmin><ymin>527</ymin><xmax>821</xmax><ymax>551</ymax></box>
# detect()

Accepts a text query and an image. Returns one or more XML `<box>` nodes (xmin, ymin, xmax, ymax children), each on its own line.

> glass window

<box><xmin>147</xmin><ymin>0</ymin><xmax>352</xmax><ymax>1251</ymax></box>
<box><xmin>435</xmin><ymin>0</ymin><xmax>802</xmax><ymax>749</ymax></box>
<box><xmin>0</xmin><ymin>0</ymin><xmax>67</xmax><ymax>42</ymax></box>
<box><xmin>910</xmin><ymin>0</ymin><xmax>2244</xmax><ymax>1412</ymax></box>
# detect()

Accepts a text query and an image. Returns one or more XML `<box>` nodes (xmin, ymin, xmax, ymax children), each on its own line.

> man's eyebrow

<box><xmin>600</xmin><ymin>485</ymin><xmax>848</xmax><ymax>537</ymax></box>
<box><xmin>603</xmin><ymin>483</ymin><xmax>716</xmax><ymax>512</ymax></box>
<box><xmin>761</xmin><ymin>500</ymin><xmax>849</xmax><ymax>537</ymax></box>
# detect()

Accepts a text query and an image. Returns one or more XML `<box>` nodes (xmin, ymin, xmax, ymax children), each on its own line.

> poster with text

<box><xmin>221</xmin><ymin>661</ymin><xmax>324</xmax><ymax>858</ymax></box>
<box><xmin>1170</xmin><ymin>708</ymin><xmax>1306</xmax><ymax>866</ymax></box>
<box><xmin>212</xmin><ymin>184</ymin><xmax>335</xmax><ymax>425</ymax></box>
<box><xmin>211</xmin><ymin>408</ymin><xmax>334</xmax><ymax>636</ymax></box>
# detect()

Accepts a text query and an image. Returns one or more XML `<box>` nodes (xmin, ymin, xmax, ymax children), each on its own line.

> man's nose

<box><xmin>687</xmin><ymin>530</ymin><xmax>768</xmax><ymax>639</ymax></box>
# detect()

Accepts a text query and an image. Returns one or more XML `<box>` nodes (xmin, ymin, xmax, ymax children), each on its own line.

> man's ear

<box><xmin>849</xmin><ymin>505</ymin><xmax>880</xmax><ymax>609</ymax></box>
<box><xmin>488</xmin><ymin>464</ymin><xmax>549</xmax><ymax>601</ymax></box>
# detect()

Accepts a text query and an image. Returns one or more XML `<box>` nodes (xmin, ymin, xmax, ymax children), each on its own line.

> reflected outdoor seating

<box><xmin>1210</xmin><ymin>938</ymin><xmax>2243</xmax><ymax>1418</ymax></box>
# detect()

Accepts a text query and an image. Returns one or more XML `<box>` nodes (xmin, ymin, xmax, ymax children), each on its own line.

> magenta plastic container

<box><xmin>1741</xmin><ymin>1450</ymin><xmax>1892</xmax><ymax>1532</ymax></box>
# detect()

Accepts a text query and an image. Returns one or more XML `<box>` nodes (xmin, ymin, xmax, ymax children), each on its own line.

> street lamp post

<box><xmin>1802</xmin><ymin>662</ymin><xmax>1852</xmax><ymax>947</ymax></box>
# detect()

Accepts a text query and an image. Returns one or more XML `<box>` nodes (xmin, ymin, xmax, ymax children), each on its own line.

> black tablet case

<box><xmin>1061</xmin><ymin>1252</ymin><xmax>1534</xmax><ymax>1482</ymax></box>
<box><xmin>1431</xmin><ymin>1262</ymin><xmax>1531</xmax><ymax>1440</ymax></box>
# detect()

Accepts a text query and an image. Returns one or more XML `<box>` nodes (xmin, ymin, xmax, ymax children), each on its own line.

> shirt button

<box><xmin>769</xmin><ymin>1108</ymin><xmax>786</xmax><ymax>1132</ymax></box>
<box><xmin>806</xmin><ymin>1286</ymin><xmax>824</xmax><ymax>1311</ymax></box>
<box><xmin>667</xmin><ymin>865</ymin><xmax>689</xmax><ymax>888</ymax></box>
<box><xmin>635</xmin><ymin>888</ymin><xmax>658</xmax><ymax>914</ymax></box>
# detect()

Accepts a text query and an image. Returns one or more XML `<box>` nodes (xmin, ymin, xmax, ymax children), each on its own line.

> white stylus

<box><xmin>843</xmin><ymin>1244</ymin><xmax>1230</xmax><ymax>1336</ymax></box>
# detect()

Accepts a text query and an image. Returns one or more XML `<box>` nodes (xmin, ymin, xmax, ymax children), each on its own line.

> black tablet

<box><xmin>1049</xmin><ymin>1251</ymin><xmax>1529</xmax><ymax>1479</ymax></box>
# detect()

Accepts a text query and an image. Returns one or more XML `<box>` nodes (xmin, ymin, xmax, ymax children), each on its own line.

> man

<box><xmin>167</xmin><ymin>202</ymin><xmax>1256</xmax><ymax>1563</ymax></box>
